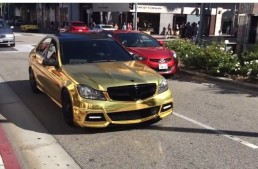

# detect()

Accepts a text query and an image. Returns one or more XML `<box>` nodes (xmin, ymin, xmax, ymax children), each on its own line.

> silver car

<box><xmin>0</xmin><ymin>19</ymin><xmax>15</xmax><ymax>47</ymax></box>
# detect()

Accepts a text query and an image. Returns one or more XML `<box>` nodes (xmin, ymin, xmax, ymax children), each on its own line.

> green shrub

<box><xmin>165</xmin><ymin>39</ymin><xmax>238</xmax><ymax>76</ymax></box>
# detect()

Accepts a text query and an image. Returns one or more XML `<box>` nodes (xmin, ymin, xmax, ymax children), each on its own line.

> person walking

<box><xmin>226</xmin><ymin>25</ymin><xmax>230</xmax><ymax>34</ymax></box>
<box><xmin>122</xmin><ymin>23</ymin><xmax>127</xmax><ymax>30</ymax></box>
<box><xmin>167</xmin><ymin>24</ymin><xmax>172</xmax><ymax>35</ymax></box>
<box><xmin>114</xmin><ymin>23</ymin><xmax>119</xmax><ymax>30</ymax></box>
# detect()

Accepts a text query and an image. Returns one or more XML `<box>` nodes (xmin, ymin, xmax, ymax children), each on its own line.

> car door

<box><xmin>32</xmin><ymin>37</ymin><xmax>52</xmax><ymax>92</ymax></box>
<box><xmin>42</xmin><ymin>39</ymin><xmax>64</xmax><ymax>103</ymax></box>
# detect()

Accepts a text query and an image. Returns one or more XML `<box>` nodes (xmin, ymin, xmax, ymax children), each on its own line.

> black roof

<box><xmin>55</xmin><ymin>32</ymin><xmax>113</xmax><ymax>41</ymax></box>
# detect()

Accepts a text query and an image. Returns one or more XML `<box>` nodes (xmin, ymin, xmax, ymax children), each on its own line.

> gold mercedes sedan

<box><xmin>28</xmin><ymin>33</ymin><xmax>173</xmax><ymax>127</ymax></box>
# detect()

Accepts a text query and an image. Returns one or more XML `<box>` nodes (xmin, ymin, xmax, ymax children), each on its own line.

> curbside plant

<box><xmin>165</xmin><ymin>39</ymin><xmax>258</xmax><ymax>81</ymax></box>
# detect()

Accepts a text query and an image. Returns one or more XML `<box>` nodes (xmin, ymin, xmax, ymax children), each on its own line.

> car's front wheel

<box><xmin>29</xmin><ymin>69</ymin><xmax>40</xmax><ymax>93</ymax></box>
<box><xmin>61</xmin><ymin>90</ymin><xmax>75</xmax><ymax>127</ymax></box>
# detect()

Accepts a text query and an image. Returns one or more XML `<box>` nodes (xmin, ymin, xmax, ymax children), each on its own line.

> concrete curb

<box><xmin>0</xmin><ymin>75</ymin><xmax>81</xmax><ymax>169</ymax></box>
<box><xmin>179</xmin><ymin>69</ymin><xmax>258</xmax><ymax>91</ymax></box>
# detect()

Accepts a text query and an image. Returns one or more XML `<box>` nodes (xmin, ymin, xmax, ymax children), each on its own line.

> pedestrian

<box><xmin>226</xmin><ymin>25</ymin><xmax>230</xmax><ymax>34</ymax></box>
<box><xmin>161</xmin><ymin>27</ymin><xmax>166</xmax><ymax>35</ymax></box>
<box><xmin>167</xmin><ymin>23</ymin><xmax>172</xmax><ymax>35</ymax></box>
<box><xmin>128</xmin><ymin>23</ymin><xmax>132</xmax><ymax>30</ymax></box>
<box><xmin>122</xmin><ymin>23</ymin><xmax>127</xmax><ymax>30</ymax></box>
<box><xmin>179</xmin><ymin>23</ymin><xmax>185</xmax><ymax>38</ymax></box>
<box><xmin>114</xmin><ymin>23</ymin><xmax>118</xmax><ymax>30</ymax></box>
<box><xmin>174</xmin><ymin>24</ymin><xmax>179</xmax><ymax>35</ymax></box>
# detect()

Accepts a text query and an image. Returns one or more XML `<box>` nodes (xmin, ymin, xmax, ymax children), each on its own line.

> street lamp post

<box><xmin>134</xmin><ymin>3</ymin><xmax>137</xmax><ymax>30</ymax></box>
<box><xmin>198</xmin><ymin>3</ymin><xmax>205</xmax><ymax>45</ymax></box>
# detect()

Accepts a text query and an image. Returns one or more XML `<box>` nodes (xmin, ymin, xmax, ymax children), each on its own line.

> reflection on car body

<box><xmin>28</xmin><ymin>33</ymin><xmax>173</xmax><ymax>128</ymax></box>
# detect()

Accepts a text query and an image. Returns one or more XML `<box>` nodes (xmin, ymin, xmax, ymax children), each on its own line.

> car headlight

<box><xmin>158</xmin><ymin>78</ymin><xmax>168</xmax><ymax>94</ymax></box>
<box><xmin>77</xmin><ymin>84</ymin><xmax>106</xmax><ymax>100</ymax></box>
<box><xmin>6</xmin><ymin>34</ymin><xmax>14</xmax><ymax>38</ymax></box>
<box><xmin>134</xmin><ymin>54</ymin><xmax>147</xmax><ymax>61</ymax></box>
<box><xmin>172</xmin><ymin>51</ymin><xmax>177</xmax><ymax>58</ymax></box>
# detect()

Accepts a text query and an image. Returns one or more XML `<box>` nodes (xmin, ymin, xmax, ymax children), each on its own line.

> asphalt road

<box><xmin>0</xmin><ymin>33</ymin><xmax>258</xmax><ymax>169</ymax></box>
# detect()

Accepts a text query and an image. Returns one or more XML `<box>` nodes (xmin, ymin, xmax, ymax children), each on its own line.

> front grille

<box><xmin>108</xmin><ymin>106</ymin><xmax>160</xmax><ymax>121</ymax></box>
<box><xmin>150</xmin><ymin>58</ymin><xmax>172</xmax><ymax>63</ymax></box>
<box><xmin>107</xmin><ymin>83</ymin><xmax>156</xmax><ymax>101</ymax></box>
<box><xmin>0</xmin><ymin>35</ymin><xmax>6</xmax><ymax>38</ymax></box>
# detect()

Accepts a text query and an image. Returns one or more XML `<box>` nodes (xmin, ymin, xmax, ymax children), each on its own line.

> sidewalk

<box><xmin>0</xmin><ymin>75</ymin><xmax>81</xmax><ymax>169</ymax></box>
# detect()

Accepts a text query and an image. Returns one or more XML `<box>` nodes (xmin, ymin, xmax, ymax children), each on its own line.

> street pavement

<box><xmin>0</xmin><ymin>32</ymin><xmax>258</xmax><ymax>169</ymax></box>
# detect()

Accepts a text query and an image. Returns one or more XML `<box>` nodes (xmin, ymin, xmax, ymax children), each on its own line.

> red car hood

<box><xmin>127</xmin><ymin>46</ymin><xmax>173</xmax><ymax>59</ymax></box>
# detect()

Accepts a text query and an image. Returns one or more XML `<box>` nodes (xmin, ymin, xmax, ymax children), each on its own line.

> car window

<box><xmin>0</xmin><ymin>20</ymin><xmax>8</xmax><ymax>29</ymax></box>
<box><xmin>60</xmin><ymin>39</ymin><xmax>134</xmax><ymax>65</ymax></box>
<box><xmin>102</xmin><ymin>25</ymin><xmax>113</xmax><ymax>28</ymax></box>
<box><xmin>36</xmin><ymin>38</ymin><xmax>52</xmax><ymax>57</ymax></box>
<box><xmin>46</xmin><ymin>41</ymin><xmax>57</xmax><ymax>59</ymax></box>
<box><xmin>117</xmin><ymin>33</ymin><xmax>160</xmax><ymax>47</ymax></box>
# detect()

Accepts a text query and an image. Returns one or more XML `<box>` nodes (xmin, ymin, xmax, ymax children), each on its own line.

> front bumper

<box><xmin>72</xmin><ymin>89</ymin><xmax>173</xmax><ymax>128</ymax></box>
<box><xmin>0</xmin><ymin>37</ymin><xmax>15</xmax><ymax>45</ymax></box>
<box><xmin>141</xmin><ymin>60</ymin><xmax>178</xmax><ymax>75</ymax></box>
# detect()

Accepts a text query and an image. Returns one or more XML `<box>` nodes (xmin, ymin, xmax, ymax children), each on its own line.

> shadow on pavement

<box><xmin>167</xmin><ymin>71</ymin><xmax>258</xmax><ymax>97</ymax></box>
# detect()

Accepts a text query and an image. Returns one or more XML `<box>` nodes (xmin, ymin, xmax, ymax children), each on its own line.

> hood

<box><xmin>0</xmin><ymin>28</ymin><xmax>13</xmax><ymax>34</ymax></box>
<box><xmin>127</xmin><ymin>46</ymin><xmax>173</xmax><ymax>59</ymax></box>
<box><xmin>62</xmin><ymin>61</ymin><xmax>161</xmax><ymax>91</ymax></box>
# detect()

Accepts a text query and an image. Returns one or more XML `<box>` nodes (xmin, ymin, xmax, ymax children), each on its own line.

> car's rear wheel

<box><xmin>61</xmin><ymin>90</ymin><xmax>75</xmax><ymax>127</ymax></box>
<box><xmin>29</xmin><ymin>69</ymin><xmax>40</xmax><ymax>93</ymax></box>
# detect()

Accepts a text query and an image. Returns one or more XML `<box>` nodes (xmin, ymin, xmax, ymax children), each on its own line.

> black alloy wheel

<box><xmin>62</xmin><ymin>90</ymin><xmax>75</xmax><ymax>127</ymax></box>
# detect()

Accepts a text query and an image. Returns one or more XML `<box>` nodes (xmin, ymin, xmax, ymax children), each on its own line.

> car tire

<box><xmin>11</xmin><ymin>43</ymin><xmax>15</xmax><ymax>47</ymax></box>
<box><xmin>29</xmin><ymin>69</ymin><xmax>41</xmax><ymax>93</ymax></box>
<box><xmin>61</xmin><ymin>90</ymin><xmax>76</xmax><ymax>127</ymax></box>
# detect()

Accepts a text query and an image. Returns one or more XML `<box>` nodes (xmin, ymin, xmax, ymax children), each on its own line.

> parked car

<box><xmin>20</xmin><ymin>23</ymin><xmax>39</xmax><ymax>32</ymax></box>
<box><xmin>28</xmin><ymin>33</ymin><xmax>173</xmax><ymax>127</ymax></box>
<box><xmin>102</xmin><ymin>30</ymin><xmax>178</xmax><ymax>75</ymax></box>
<box><xmin>92</xmin><ymin>24</ymin><xmax>116</xmax><ymax>32</ymax></box>
<box><xmin>0</xmin><ymin>19</ymin><xmax>15</xmax><ymax>47</ymax></box>
<box><xmin>60</xmin><ymin>21</ymin><xmax>89</xmax><ymax>33</ymax></box>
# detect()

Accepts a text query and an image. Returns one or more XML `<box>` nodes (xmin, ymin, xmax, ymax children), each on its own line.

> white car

<box><xmin>92</xmin><ymin>24</ymin><xmax>116</xmax><ymax>32</ymax></box>
<box><xmin>0</xmin><ymin>19</ymin><xmax>15</xmax><ymax>47</ymax></box>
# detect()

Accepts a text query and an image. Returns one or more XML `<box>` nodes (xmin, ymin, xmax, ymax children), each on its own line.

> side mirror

<box><xmin>121</xmin><ymin>40</ymin><xmax>128</xmax><ymax>46</ymax></box>
<box><xmin>159</xmin><ymin>40</ymin><xmax>164</xmax><ymax>46</ymax></box>
<box><xmin>42</xmin><ymin>58</ymin><xmax>58</xmax><ymax>66</ymax></box>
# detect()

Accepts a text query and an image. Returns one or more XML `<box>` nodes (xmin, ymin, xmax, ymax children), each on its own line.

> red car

<box><xmin>103</xmin><ymin>30</ymin><xmax>178</xmax><ymax>75</ymax></box>
<box><xmin>64</xmin><ymin>21</ymin><xmax>89</xmax><ymax>33</ymax></box>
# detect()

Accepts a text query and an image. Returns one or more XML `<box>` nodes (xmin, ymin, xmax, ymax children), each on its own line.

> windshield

<box><xmin>116</xmin><ymin>33</ymin><xmax>160</xmax><ymax>47</ymax></box>
<box><xmin>102</xmin><ymin>25</ymin><xmax>113</xmax><ymax>28</ymax></box>
<box><xmin>71</xmin><ymin>23</ymin><xmax>86</xmax><ymax>27</ymax></box>
<box><xmin>60</xmin><ymin>39</ymin><xmax>134</xmax><ymax>65</ymax></box>
<box><xmin>0</xmin><ymin>20</ymin><xmax>9</xmax><ymax>29</ymax></box>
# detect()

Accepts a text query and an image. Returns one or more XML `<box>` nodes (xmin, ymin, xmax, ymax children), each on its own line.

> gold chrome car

<box><xmin>28</xmin><ymin>33</ymin><xmax>173</xmax><ymax>127</ymax></box>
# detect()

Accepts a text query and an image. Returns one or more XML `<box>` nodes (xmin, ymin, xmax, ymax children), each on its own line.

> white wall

<box><xmin>215</xmin><ymin>7</ymin><xmax>223</xmax><ymax>35</ymax></box>
<box><xmin>159</xmin><ymin>13</ymin><xmax>173</xmax><ymax>34</ymax></box>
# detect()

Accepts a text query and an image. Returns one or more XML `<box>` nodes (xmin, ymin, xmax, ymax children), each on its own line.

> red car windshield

<box><xmin>71</xmin><ymin>22</ymin><xmax>86</xmax><ymax>27</ymax></box>
<box><xmin>116</xmin><ymin>33</ymin><xmax>160</xmax><ymax>47</ymax></box>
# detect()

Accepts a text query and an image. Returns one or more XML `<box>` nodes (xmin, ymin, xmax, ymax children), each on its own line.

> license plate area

<box><xmin>159</xmin><ymin>63</ymin><xmax>168</xmax><ymax>69</ymax></box>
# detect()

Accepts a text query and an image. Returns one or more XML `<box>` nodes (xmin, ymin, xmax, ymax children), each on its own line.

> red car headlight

<box><xmin>134</xmin><ymin>54</ymin><xmax>147</xmax><ymax>61</ymax></box>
